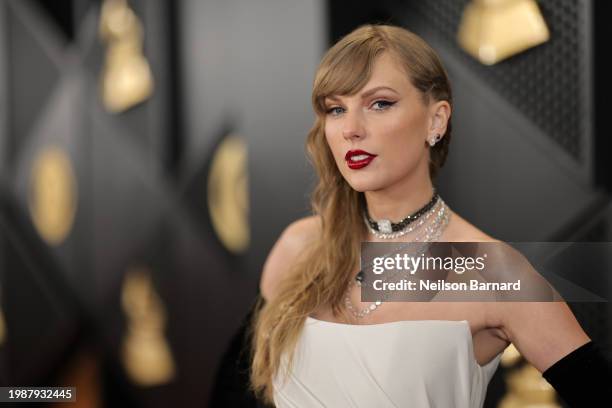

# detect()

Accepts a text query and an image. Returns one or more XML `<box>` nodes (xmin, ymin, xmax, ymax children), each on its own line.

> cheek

<box><xmin>376</xmin><ymin>113</ymin><xmax>424</xmax><ymax>149</ymax></box>
<box><xmin>376</xmin><ymin>115</ymin><xmax>426</xmax><ymax>168</ymax></box>
<box><xmin>324</xmin><ymin>123</ymin><xmax>343</xmax><ymax>158</ymax></box>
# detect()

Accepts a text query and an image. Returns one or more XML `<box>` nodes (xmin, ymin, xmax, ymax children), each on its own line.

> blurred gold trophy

<box><xmin>28</xmin><ymin>147</ymin><xmax>77</xmax><ymax>246</ymax></box>
<box><xmin>99</xmin><ymin>0</ymin><xmax>154</xmax><ymax>112</ymax></box>
<box><xmin>121</xmin><ymin>266</ymin><xmax>176</xmax><ymax>386</ymax></box>
<box><xmin>458</xmin><ymin>0</ymin><xmax>550</xmax><ymax>65</ymax></box>
<box><xmin>207</xmin><ymin>135</ymin><xmax>250</xmax><ymax>254</ymax></box>
<box><xmin>498</xmin><ymin>344</ymin><xmax>560</xmax><ymax>407</ymax></box>
<box><xmin>0</xmin><ymin>308</ymin><xmax>5</xmax><ymax>346</ymax></box>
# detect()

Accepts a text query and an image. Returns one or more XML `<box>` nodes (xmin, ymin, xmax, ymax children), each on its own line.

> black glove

<box><xmin>542</xmin><ymin>340</ymin><xmax>612</xmax><ymax>407</ymax></box>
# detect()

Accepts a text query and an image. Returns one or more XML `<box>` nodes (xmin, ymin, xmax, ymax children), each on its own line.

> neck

<box><xmin>364</xmin><ymin>166</ymin><xmax>435</xmax><ymax>222</ymax></box>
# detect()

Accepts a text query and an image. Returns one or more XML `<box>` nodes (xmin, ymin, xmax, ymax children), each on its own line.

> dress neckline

<box><xmin>306</xmin><ymin>315</ymin><xmax>469</xmax><ymax>326</ymax></box>
<box><xmin>305</xmin><ymin>315</ymin><xmax>503</xmax><ymax>369</ymax></box>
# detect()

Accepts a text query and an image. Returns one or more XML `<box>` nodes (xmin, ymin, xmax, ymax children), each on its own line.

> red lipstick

<box><xmin>345</xmin><ymin>149</ymin><xmax>377</xmax><ymax>170</ymax></box>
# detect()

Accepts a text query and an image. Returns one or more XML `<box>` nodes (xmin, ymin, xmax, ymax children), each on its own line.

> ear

<box><xmin>428</xmin><ymin>101</ymin><xmax>451</xmax><ymax>137</ymax></box>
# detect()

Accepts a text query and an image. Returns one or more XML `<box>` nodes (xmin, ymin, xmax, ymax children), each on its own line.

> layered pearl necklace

<box><xmin>345</xmin><ymin>195</ymin><xmax>450</xmax><ymax>320</ymax></box>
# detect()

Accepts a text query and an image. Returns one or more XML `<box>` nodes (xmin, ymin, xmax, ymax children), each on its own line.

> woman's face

<box><xmin>323</xmin><ymin>52</ymin><xmax>449</xmax><ymax>193</ymax></box>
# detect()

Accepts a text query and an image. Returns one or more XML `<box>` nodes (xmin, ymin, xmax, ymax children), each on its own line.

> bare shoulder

<box><xmin>443</xmin><ymin>209</ymin><xmax>499</xmax><ymax>242</ymax></box>
<box><xmin>259</xmin><ymin>215</ymin><xmax>322</xmax><ymax>301</ymax></box>
<box><xmin>445</xmin><ymin>211</ymin><xmax>591</xmax><ymax>372</ymax></box>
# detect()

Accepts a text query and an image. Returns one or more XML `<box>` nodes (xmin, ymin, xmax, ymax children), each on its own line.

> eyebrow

<box><xmin>325</xmin><ymin>86</ymin><xmax>399</xmax><ymax>103</ymax></box>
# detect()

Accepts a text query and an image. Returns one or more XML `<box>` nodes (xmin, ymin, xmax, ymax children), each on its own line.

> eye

<box><xmin>326</xmin><ymin>106</ymin><xmax>345</xmax><ymax>116</ymax></box>
<box><xmin>371</xmin><ymin>100</ymin><xmax>396</xmax><ymax>111</ymax></box>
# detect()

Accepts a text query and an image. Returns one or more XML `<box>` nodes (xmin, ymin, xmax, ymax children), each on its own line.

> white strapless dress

<box><xmin>273</xmin><ymin>316</ymin><xmax>503</xmax><ymax>408</ymax></box>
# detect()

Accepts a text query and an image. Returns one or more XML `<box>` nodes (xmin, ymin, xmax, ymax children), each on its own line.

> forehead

<box><xmin>326</xmin><ymin>52</ymin><xmax>415</xmax><ymax>101</ymax></box>
<box><xmin>369</xmin><ymin>52</ymin><xmax>410</xmax><ymax>83</ymax></box>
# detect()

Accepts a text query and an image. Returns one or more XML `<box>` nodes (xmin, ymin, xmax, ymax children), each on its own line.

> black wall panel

<box><xmin>381</xmin><ymin>0</ymin><xmax>602</xmax><ymax>241</ymax></box>
<box><xmin>0</xmin><ymin>0</ymin><xmax>278</xmax><ymax>405</ymax></box>
<box><xmin>179</xmin><ymin>0</ymin><xmax>326</xmax><ymax>300</ymax></box>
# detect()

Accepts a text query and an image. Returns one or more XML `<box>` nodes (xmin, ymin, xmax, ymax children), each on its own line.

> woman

<box><xmin>249</xmin><ymin>24</ymin><xmax>609</xmax><ymax>407</ymax></box>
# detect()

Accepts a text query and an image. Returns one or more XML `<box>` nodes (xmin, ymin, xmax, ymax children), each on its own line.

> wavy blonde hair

<box><xmin>248</xmin><ymin>23</ymin><xmax>453</xmax><ymax>406</ymax></box>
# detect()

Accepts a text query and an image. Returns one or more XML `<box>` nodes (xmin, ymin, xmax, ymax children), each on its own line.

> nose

<box><xmin>341</xmin><ymin>110</ymin><xmax>365</xmax><ymax>141</ymax></box>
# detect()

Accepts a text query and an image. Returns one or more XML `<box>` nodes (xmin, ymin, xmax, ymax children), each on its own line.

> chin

<box><xmin>344</xmin><ymin>176</ymin><xmax>384</xmax><ymax>193</ymax></box>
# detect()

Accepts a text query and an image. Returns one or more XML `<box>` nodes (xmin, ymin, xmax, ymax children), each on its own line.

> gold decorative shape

<box><xmin>99</xmin><ymin>0</ymin><xmax>154</xmax><ymax>113</ymax></box>
<box><xmin>207</xmin><ymin>135</ymin><xmax>250</xmax><ymax>254</ymax></box>
<box><xmin>99</xmin><ymin>0</ymin><xmax>137</xmax><ymax>41</ymax></box>
<box><xmin>499</xmin><ymin>363</ymin><xmax>560</xmax><ymax>408</ymax></box>
<box><xmin>121</xmin><ymin>266</ymin><xmax>176</xmax><ymax>386</ymax></box>
<box><xmin>28</xmin><ymin>147</ymin><xmax>77</xmax><ymax>246</ymax></box>
<box><xmin>500</xmin><ymin>342</ymin><xmax>522</xmax><ymax>367</ymax></box>
<box><xmin>457</xmin><ymin>0</ymin><xmax>550</xmax><ymax>65</ymax></box>
<box><xmin>0</xmin><ymin>308</ymin><xmax>6</xmax><ymax>346</ymax></box>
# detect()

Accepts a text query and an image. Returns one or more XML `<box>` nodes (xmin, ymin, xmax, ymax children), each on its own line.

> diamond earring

<box><xmin>428</xmin><ymin>133</ymin><xmax>441</xmax><ymax>147</ymax></box>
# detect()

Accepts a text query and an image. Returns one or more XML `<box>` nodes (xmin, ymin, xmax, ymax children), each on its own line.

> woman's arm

<box><xmin>494</xmin><ymin>301</ymin><xmax>612</xmax><ymax>406</ymax></box>
<box><xmin>496</xmin><ymin>302</ymin><xmax>590</xmax><ymax>373</ymax></box>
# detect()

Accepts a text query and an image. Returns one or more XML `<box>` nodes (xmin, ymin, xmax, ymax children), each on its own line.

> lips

<box><xmin>345</xmin><ymin>149</ymin><xmax>377</xmax><ymax>170</ymax></box>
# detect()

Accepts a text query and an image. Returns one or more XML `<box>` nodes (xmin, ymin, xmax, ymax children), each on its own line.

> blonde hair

<box><xmin>248</xmin><ymin>23</ymin><xmax>453</xmax><ymax>405</ymax></box>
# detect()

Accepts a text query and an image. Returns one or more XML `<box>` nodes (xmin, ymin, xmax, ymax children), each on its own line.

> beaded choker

<box><xmin>364</xmin><ymin>190</ymin><xmax>439</xmax><ymax>239</ymax></box>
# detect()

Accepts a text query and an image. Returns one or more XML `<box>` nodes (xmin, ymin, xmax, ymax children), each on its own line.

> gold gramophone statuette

<box><xmin>499</xmin><ymin>344</ymin><xmax>560</xmax><ymax>408</ymax></box>
<box><xmin>29</xmin><ymin>147</ymin><xmax>77</xmax><ymax>246</ymax></box>
<box><xmin>99</xmin><ymin>0</ymin><xmax>154</xmax><ymax>112</ymax></box>
<box><xmin>207</xmin><ymin>135</ymin><xmax>250</xmax><ymax>254</ymax></box>
<box><xmin>457</xmin><ymin>0</ymin><xmax>550</xmax><ymax>65</ymax></box>
<box><xmin>0</xmin><ymin>308</ymin><xmax>6</xmax><ymax>346</ymax></box>
<box><xmin>121</xmin><ymin>267</ymin><xmax>176</xmax><ymax>386</ymax></box>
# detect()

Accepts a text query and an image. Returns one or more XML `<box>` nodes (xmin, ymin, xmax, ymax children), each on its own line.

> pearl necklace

<box><xmin>345</xmin><ymin>199</ymin><xmax>450</xmax><ymax>319</ymax></box>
